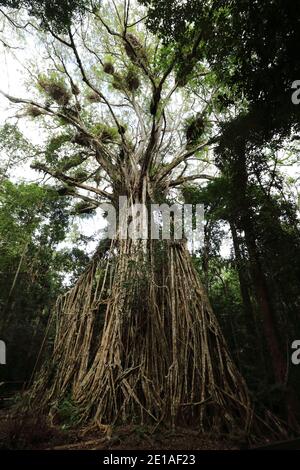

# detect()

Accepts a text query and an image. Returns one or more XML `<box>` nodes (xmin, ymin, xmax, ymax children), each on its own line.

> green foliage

<box><xmin>54</xmin><ymin>247</ymin><xmax>90</xmax><ymax>284</ymax></box>
<box><xmin>0</xmin><ymin>181</ymin><xmax>57</xmax><ymax>257</ymax></box>
<box><xmin>184</xmin><ymin>114</ymin><xmax>207</xmax><ymax>147</ymax></box>
<box><xmin>103</xmin><ymin>61</ymin><xmax>115</xmax><ymax>75</ymax></box>
<box><xmin>141</xmin><ymin>0</ymin><xmax>300</xmax><ymax>137</ymax></box>
<box><xmin>92</xmin><ymin>123</ymin><xmax>120</xmax><ymax>144</ymax></box>
<box><xmin>0</xmin><ymin>181</ymin><xmax>90</xmax><ymax>384</ymax></box>
<box><xmin>25</xmin><ymin>105</ymin><xmax>45</xmax><ymax>119</ymax></box>
<box><xmin>44</xmin><ymin>134</ymin><xmax>71</xmax><ymax>161</ymax></box>
<box><xmin>182</xmin><ymin>177</ymin><xmax>230</xmax><ymax>221</ymax></box>
<box><xmin>55</xmin><ymin>396</ymin><xmax>80</xmax><ymax>427</ymax></box>
<box><xmin>125</xmin><ymin>67</ymin><xmax>141</xmax><ymax>92</ymax></box>
<box><xmin>38</xmin><ymin>74</ymin><xmax>71</xmax><ymax>106</ymax></box>
<box><xmin>0</xmin><ymin>124</ymin><xmax>34</xmax><ymax>177</ymax></box>
<box><xmin>73</xmin><ymin>169</ymin><xmax>88</xmax><ymax>181</ymax></box>
<box><xmin>111</xmin><ymin>67</ymin><xmax>141</xmax><ymax>94</ymax></box>
<box><xmin>124</xmin><ymin>32</ymin><xmax>148</xmax><ymax>68</ymax></box>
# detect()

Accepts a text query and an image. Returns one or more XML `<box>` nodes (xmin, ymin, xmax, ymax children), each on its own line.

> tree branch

<box><xmin>31</xmin><ymin>163</ymin><xmax>113</xmax><ymax>201</ymax></box>
<box><xmin>157</xmin><ymin>136</ymin><xmax>219</xmax><ymax>182</ymax></box>
<box><xmin>168</xmin><ymin>173</ymin><xmax>215</xmax><ymax>188</ymax></box>
<box><xmin>0</xmin><ymin>89</ymin><xmax>117</xmax><ymax>178</ymax></box>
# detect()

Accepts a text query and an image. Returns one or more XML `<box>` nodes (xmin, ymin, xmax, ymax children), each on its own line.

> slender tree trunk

<box><xmin>2</xmin><ymin>242</ymin><xmax>29</xmax><ymax>328</ymax></box>
<box><xmin>230</xmin><ymin>221</ymin><xmax>257</xmax><ymax>336</ymax></box>
<box><xmin>229</xmin><ymin>149</ymin><xmax>299</xmax><ymax>427</ymax></box>
<box><xmin>243</xmin><ymin>216</ymin><xmax>286</xmax><ymax>384</ymax></box>
<box><xmin>202</xmin><ymin>221</ymin><xmax>211</xmax><ymax>291</ymax></box>
<box><xmin>230</xmin><ymin>221</ymin><xmax>267</xmax><ymax>376</ymax></box>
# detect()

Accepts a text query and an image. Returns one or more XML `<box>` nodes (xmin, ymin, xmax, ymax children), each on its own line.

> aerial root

<box><xmin>30</xmin><ymin>240</ymin><xmax>286</xmax><ymax>440</ymax></box>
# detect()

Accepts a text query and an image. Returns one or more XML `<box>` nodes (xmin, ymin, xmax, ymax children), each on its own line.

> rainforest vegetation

<box><xmin>0</xmin><ymin>0</ymin><xmax>299</xmax><ymax>450</ymax></box>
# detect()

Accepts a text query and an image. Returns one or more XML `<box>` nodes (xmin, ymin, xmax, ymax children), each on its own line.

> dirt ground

<box><xmin>0</xmin><ymin>410</ymin><xmax>241</xmax><ymax>450</ymax></box>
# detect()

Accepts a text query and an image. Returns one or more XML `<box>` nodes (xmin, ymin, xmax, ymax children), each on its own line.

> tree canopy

<box><xmin>0</xmin><ymin>0</ymin><xmax>89</xmax><ymax>30</ymax></box>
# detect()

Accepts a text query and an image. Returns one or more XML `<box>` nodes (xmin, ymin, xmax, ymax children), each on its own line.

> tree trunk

<box><xmin>31</xmin><ymin>239</ymin><xmax>254</xmax><ymax>433</ymax></box>
<box><xmin>229</xmin><ymin>149</ymin><xmax>299</xmax><ymax>427</ymax></box>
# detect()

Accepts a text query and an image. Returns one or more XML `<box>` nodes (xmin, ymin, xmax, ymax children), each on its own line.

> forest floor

<box><xmin>0</xmin><ymin>409</ymin><xmax>241</xmax><ymax>450</ymax></box>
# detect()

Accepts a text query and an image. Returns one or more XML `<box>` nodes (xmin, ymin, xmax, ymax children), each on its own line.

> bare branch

<box><xmin>168</xmin><ymin>173</ymin><xmax>215</xmax><ymax>188</ymax></box>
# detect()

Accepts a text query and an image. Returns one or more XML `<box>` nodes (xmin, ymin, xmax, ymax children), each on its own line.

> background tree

<box><xmin>0</xmin><ymin>180</ymin><xmax>90</xmax><ymax>391</ymax></box>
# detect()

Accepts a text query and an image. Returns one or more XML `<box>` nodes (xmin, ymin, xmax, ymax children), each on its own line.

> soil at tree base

<box><xmin>0</xmin><ymin>410</ymin><xmax>241</xmax><ymax>450</ymax></box>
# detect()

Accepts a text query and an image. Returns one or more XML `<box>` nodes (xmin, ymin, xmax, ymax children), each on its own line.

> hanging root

<box><xmin>31</xmin><ymin>248</ymin><xmax>113</xmax><ymax>403</ymax></box>
<box><xmin>30</xmin><ymin>239</ymin><xmax>286</xmax><ymax>440</ymax></box>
